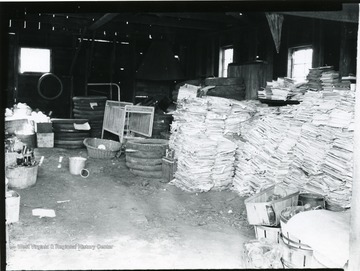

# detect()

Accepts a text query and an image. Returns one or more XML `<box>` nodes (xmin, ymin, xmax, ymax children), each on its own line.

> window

<box><xmin>288</xmin><ymin>46</ymin><xmax>313</xmax><ymax>83</ymax></box>
<box><xmin>219</xmin><ymin>46</ymin><xmax>233</xmax><ymax>77</ymax></box>
<box><xmin>19</xmin><ymin>47</ymin><xmax>51</xmax><ymax>73</ymax></box>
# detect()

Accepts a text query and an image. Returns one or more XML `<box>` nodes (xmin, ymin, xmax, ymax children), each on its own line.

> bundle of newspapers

<box><xmin>169</xmin><ymin>94</ymin><xmax>257</xmax><ymax>192</ymax></box>
<box><xmin>233</xmin><ymin>88</ymin><xmax>355</xmax><ymax>208</ymax></box>
<box><xmin>258</xmin><ymin>77</ymin><xmax>306</xmax><ymax>101</ymax></box>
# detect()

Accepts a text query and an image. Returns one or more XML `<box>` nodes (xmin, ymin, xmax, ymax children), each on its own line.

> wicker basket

<box><xmin>83</xmin><ymin>138</ymin><xmax>122</xmax><ymax>159</ymax></box>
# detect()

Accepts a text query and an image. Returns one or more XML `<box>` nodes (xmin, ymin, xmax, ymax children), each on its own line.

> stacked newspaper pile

<box><xmin>232</xmin><ymin>108</ymin><xmax>299</xmax><ymax>194</ymax></box>
<box><xmin>320</xmin><ymin>70</ymin><xmax>340</xmax><ymax>91</ymax></box>
<box><xmin>306</xmin><ymin>66</ymin><xmax>334</xmax><ymax>91</ymax></box>
<box><xmin>257</xmin><ymin>77</ymin><xmax>305</xmax><ymax>101</ymax></box>
<box><xmin>169</xmin><ymin>96</ymin><xmax>258</xmax><ymax>192</ymax></box>
<box><xmin>173</xmin><ymin>134</ymin><xmax>218</xmax><ymax>192</ymax></box>
<box><xmin>211</xmin><ymin>136</ymin><xmax>237</xmax><ymax>190</ymax></box>
<box><xmin>233</xmin><ymin>88</ymin><xmax>355</xmax><ymax>209</ymax></box>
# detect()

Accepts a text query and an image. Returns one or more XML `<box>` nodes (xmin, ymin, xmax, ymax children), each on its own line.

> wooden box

<box><xmin>244</xmin><ymin>184</ymin><xmax>299</xmax><ymax>226</ymax></box>
<box><xmin>162</xmin><ymin>157</ymin><xmax>177</xmax><ymax>182</ymax></box>
<box><xmin>36</xmin><ymin>132</ymin><xmax>54</xmax><ymax>148</ymax></box>
<box><xmin>36</xmin><ymin>122</ymin><xmax>53</xmax><ymax>133</ymax></box>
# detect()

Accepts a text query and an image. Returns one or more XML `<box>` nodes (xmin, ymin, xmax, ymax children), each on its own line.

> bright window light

<box><xmin>289</xmin><ymin>47</ymin><xmax>313</xmax><ymax>83</ymax></box>
<box><xmin>219</xmin><ymin>46</ymin><xmax>233</xmax><ymax>77</ymax></box>
<box><xmin>19</xmin><ymin>48</ymin><xmax>51</xmax><ymax>73</ymax></box>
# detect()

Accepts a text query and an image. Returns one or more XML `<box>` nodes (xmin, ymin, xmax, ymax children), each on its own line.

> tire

<box><xmin>125</xmin><ymin>148</ymin><xmax>165</xmax><ymax>159</ymax></box>
<box><xmin>73</xmin><ymin>109</ymin><xmax>105</xmax><ymax>116</ymax></box>
<box><xmin>53</xmin><ymin>128</ymin><xmax>90</xmax><ymax>134</ymax></box>
<box><xmin>54</xmin><ymin>132</ymin><xmax>90</xmax><ymax>138</ymax></box>
<box><xmin>54</xmin><ymin>139</ymin><xmax>84</xmax><ymax>145</ymax></box>
<box><xmin>126</xmin><ymin>139</ymin><xmax>168</xmax><ymax>152</ymax></box>
<box><xmin>73</xmin><ymin>114</ymin><xmax>104</xmax><ymax>121</ymax></box>
<box><xmin>126</xmin><ymin>156</ymin><xmax>163</xmax><ymax>166</ymax></box>
<box><xmin>126</xmin><ymin>162</ymin><xmax>162</xmax><ymax>171</ymax></box>
<box><xmin>54</xmin><ymin>136</ymin><xmax>87</xmax><ymax>141</ymax></box>
<box><xmin>51</xmin><ymin>118</ymin><xmax>89</xmax><ymax>124</ymax></box>
<box><xmin>54</xmin><ymin>144</ymin><xmax>84</xmax><ymax>149</ymax></box>
<box><xmin>52</xmin><ymin>123</ymin><xmax>80</xmax><ymax>130</ymax></box>
<box><xmin>130</xmin><ymin>169</ymin><xmax>163</xmax><ymax>178</ymax></box>
<box><xmin>73</xmin><ymin>104</ymin><xmax>106</xmax><ymax>110</ymax></box>
<box><xmin>73</xmin><ymin>96</ymin><xmax>107</xmax><ymax>102</ymax></box>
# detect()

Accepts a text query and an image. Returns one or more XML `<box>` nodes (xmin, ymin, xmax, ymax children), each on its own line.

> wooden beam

<box><xmin>113</xmin><ymin>13</ymin><xmax>223</xmax><ymax>31</ymax></box>
<box><xmin>280</xmin><ymin>4</ymin><xmax>359</xmax><ymax>23</ymax></box>
<box><xmin>349</xmin><ymin>5</ymin><xmax>360</xmax><ymax>270</ymax></box>
<box><xmin>88</xmin><ymin>13</ymin><xmax>118</xmax><ymax>31</ymax></box>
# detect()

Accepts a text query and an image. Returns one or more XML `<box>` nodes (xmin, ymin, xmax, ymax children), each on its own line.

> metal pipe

<box><xmin>87</xmin><ymin>83</ymin><xmax>120</xmax><ymax>101</ymax></box>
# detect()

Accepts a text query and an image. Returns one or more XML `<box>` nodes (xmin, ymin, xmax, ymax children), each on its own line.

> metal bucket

<box><xmin>6</xmin><ymin>163</ymin><xmax>39</xmax><ymax>189</ymax></box>
<box><xmin>69</xmin><ymin>157</ymin><xmax>87</xmax><ymax>175</ymax></box>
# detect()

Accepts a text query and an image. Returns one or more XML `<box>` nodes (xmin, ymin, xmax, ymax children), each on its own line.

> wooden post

<box><xmin>13</xmin><ymin>25</ymin><xmax>19</xmax><ymax>103</ymax></box>
<box><xmin>349</xmin><ymin>5</ymin><xmax>360</xmax><ymax>271</ymax></box>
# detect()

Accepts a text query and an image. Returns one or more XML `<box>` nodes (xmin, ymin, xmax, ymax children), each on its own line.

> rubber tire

<box><xmin>73</xmin><ymin>109</ymin><xmax>105</xmax><ymax>116</ymax></box>
<box><xmin>125</xmin><ymin>148</ymin><xmax>165</xmax><ymax>159</ymax></box>
<box><xmin>73</xmin><ymin>96</ymin><xmax>107</xmax><ymax>102</ymax></box>
<box><xmin>73</xmin><ymin>104</ymin><xmax>106</xmax><ymax>109</ymax></box>
<box><xmin>51</xmin><ymin>118</ymin><xmax>89</xmax><ymax>124</ymax></box>
<box><xmin>126</xmin><ymin>139</ymin><xmax>168</xmax><ymax>152</ymax></box>
<box><xmin>130</xmin><ymin>169</ymin><xmax>163</xmax><ymax>178</ymax></box>
<box><xmin>52</xmin><ymin>123</ymin><xmax>80</xmax><ymax>130</ymax></box>
<box><xmin>54</xmin><ymin>139</ymin><xmax>84</xmax><ymax>145</ymax></box>
<box><xmin>54</xmin><ymin>144</ymin><xmax>84</xmax><ymax>149</ymax></box>
<box><xmin>53</xmin><ymin>129</ymin><xmax>90</xmax><ymax>134</ymax></box>
<box><xmin>126</xmin><ymin>162</ymin><xmax>162</xmax><ymax>171</ymax></box>
<box><xmin>126</xmin><ymin>155</ymin><xmax>163</xmax><ymax>166</ymax></box>
<box><xmin>54</xmin><ymin>136</ymin><xmax>88</xmax><ymax>141</ymax></box>
<box><xmin>73</xmin><ymin>114</ymin><xmax>104</xmax><ymax>120</ymax></box>
<box><xmin>54</xmin><ymin>132</ymin><xmax>90</xmax><ymax>138</ymax></box>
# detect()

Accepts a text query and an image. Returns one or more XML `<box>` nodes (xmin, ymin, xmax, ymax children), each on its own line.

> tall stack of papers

<box><xmin>169</xmin><ymin>96</ymin><xmax>258</xmax><ymax>192</ymax></box>
<box><xmin>320</xmin><ymin>70</ymin><xmax>339</xmax><ymax>91</ymax></box>
<box><xmin>211</xmin><ymin>136</ymin><xmax>237</xmax><ymax>190</ymax></box>
<box><xmin>306</xmin><ymin>66</ymin><xmax>334</xmax><ymax>91</ymax></box>
<box><xmin>232</xmin><ymin>87</ymin><xmax>355</xmax><ymax>209</ymax></box>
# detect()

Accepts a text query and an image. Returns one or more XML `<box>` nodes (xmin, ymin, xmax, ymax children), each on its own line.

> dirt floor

<box><xmin>6</xmin><ymin>147</ymin><xmax>255</xmax><ymax>270</ymax></box>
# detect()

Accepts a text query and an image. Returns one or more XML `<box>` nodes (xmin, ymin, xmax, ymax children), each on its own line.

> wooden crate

<box><xmin>162</xmin><ymin>157</ymin><xmax>177</xmax><ymax>182</ymax></box>
<box><xmin>36</xmin><ymin>122</ymin><xmax>53</xmax><ymax>133</ymax></box>
<box><xmin>37</xmin><ymin>133</ymin><xmax>54</xmax><ymax>148</ymax></box>
<box><xmin>254</xmin><ymin>225</ymin><xmax>281</xmax><ymax>243</ymax></box>
<box><xmin>244</xmin><ymin>184</ymin><xmax>299</xmax><ymax>226</ymax></box>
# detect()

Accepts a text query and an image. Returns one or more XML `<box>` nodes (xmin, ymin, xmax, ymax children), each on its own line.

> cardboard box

<box><xmin>36</xmin><ymin>132</ymin><xmax>54</xmax><ymax>148</ymax></box>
